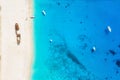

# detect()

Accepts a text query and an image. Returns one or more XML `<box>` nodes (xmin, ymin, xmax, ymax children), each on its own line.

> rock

<box><xmin>116</xmin><ymin>60</ymin><xmax>120</xmax><ymax>67</ymax></box>
<box><xmin>109</xmin><ymin>49</ymin><xmax>116</xmax><ymax>56</ymax></box>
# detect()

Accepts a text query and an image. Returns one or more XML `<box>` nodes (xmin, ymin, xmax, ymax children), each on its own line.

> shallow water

<box><xmin>33</xmin><ymin>0</ymin><xmax>120</xmax><ymax>80</ymax></box>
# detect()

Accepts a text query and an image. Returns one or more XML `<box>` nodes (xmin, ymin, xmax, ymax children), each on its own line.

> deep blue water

<box><xmin>33</xmin><ymin>0</ymin><xmax>120</xmax><ymax>80</ymax></box>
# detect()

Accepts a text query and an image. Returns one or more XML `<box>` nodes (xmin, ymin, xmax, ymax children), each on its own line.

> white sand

<box><xmin>0</xmin><ymin>1</ymin><xmax>1</xmax><ymax>79</ymax></box>
<box><xmin>1</xmin><ymin>0</ymin><xmax>34</xmax><ymax>80</ymax></box>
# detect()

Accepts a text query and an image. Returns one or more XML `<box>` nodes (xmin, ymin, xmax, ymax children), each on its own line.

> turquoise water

<box><xmin>33</xmin><ymin>0</ymin><xmax>120</xmax><ymax>80</ymax></box>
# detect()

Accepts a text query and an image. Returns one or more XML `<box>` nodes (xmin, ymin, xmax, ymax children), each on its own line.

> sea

<box><xmin>32</xmin><ymin>0</ymin><xmax>120</xmax><ymax>80</ymax></box>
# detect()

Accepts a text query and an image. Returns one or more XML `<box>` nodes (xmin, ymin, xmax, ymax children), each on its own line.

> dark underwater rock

<box><xmin>116</xmin><ymin>60</ymin><xmax>120</xmax><ymax>68</ymax></box>
<box><xmin>118</xmin><ymin>44</ymin><xmax>120</xmax><ymax>48</ymax></box>
<box><xmin>47</xmin><ymin>32</ymin><xmax>100</xmax><ymax>80</ymax></box>
<box><xmin>65</xmin><ymin>3</ymin><xmax>70</xmax><ymax>8</ymax></box>
<box><xmin>78</xmin><ymin>34</ymin><xmax>87</xmax><ymax>42</ymax></box>
<box><xmin>57</xmin><ymin>2</ymin><xmax>60</xmax><ymax>6</ymax></box>
<box><xmin>82</xmin><ymin>43</ymin><xmax>88</xmax><ymax>50</ymax></box>
<box><xmin>104</xmin><ymin>77</ymin><xmax>108</xmax><ymax>80</ymax></box>
<box><xmin>80</xmin><ymin>21</ymin><xmax>83</xmax><ymax>24</ymax></box>
<box><xmin>116</xmin><ymin>70</ymin><xmax>119</xmax><ymax>74</ymax></box>
<box><xmin>109</xmin><ymin>49</ymin><xmax>116</xmax><ymax>56</ymax></box>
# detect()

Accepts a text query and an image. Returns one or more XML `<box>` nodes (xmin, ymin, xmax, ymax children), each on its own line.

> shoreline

<box><xmin>27</xmin><ymin>0</ymin><xmax>34</xmax><ymax>79</ymax></box>
<box><xmin>1</xmin><ymin>0</ymin><xmax>34</xmax><ymax>80</ymax></box>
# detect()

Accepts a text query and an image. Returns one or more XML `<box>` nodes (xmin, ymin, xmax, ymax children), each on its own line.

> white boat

<box><xmin>42</xmin><ymin>10</ymin><xmax>46</xmax><ymax>16</ymax></box>
<box><xmin>107</xmin><ymin>26</ymin><xmax>112</xmax><ymax>32</ymax></box>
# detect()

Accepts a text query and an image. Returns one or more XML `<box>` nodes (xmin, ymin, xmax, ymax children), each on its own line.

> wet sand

<box><xmin>1</xmin><ymin>0</ymin><xmax>34</xmax><ymax>80</ymax></box>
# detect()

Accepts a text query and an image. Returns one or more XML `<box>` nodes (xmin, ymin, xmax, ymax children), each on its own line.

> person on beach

<box><xmin>15</xmin><ymin>23</ymin><xmax>21</xmax><ymax>45</ymax></box>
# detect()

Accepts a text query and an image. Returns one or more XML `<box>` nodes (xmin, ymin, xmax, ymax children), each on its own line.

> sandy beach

<box><xmin>1</xmin><ymin>0</ymin><xmax>34</xmax><ymax>80</ymax></box>
<box><xmin>0</xmin><ymin>1</ymin><xmax>1</xmax><ymax>79</ymax></box>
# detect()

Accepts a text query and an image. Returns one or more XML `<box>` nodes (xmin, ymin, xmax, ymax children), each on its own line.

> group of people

<box><xmin>15</xmin><ymin>23</ymin><xmax>21</xmax><ymax>45</ymax></box>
